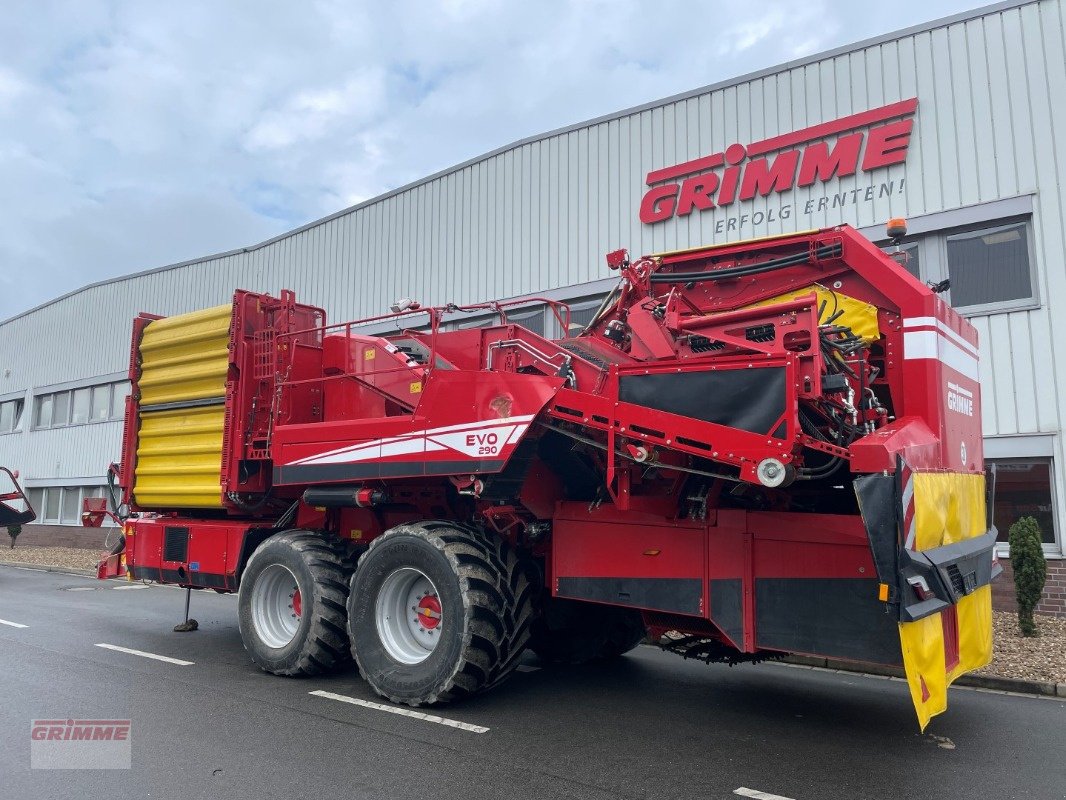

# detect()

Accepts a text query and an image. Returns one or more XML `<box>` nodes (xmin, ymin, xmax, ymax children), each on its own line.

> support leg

<box><xmin>173</xmin><ymin>586</ymin><xmax>199</xmax><ymax>632</ymax></box>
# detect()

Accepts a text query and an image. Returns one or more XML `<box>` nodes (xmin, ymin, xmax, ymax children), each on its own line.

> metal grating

<box><xmin>162</xmin><ymin>526</ymin><xmax>189</xmax><ymax>563</ymax></box>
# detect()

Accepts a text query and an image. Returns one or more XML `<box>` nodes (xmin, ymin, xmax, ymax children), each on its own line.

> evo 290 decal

<box><xmin>286</xmin><ymin>415</ymin><xmax>536</xmax><ymax>467</ymax></box>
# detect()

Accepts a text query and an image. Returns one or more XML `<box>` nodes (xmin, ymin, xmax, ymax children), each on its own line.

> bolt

<box><xmin>764</xmin><ymin>465</ymin><xmax>779</xmax><ymax>477</ymax></box>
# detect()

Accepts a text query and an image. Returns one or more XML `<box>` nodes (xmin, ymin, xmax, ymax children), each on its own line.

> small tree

<box><xmin>1008</xmin><ymin>516</ymin><xmax>1046</xmax><ymax>637</ymax></box>
<box><xmin>7</xmin><ymin>524</ymin><xmax>20</xmax><ymax>549</ymax></box>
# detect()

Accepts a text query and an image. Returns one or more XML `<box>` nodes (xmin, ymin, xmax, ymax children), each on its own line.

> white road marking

<box><xmin>0</xmin><ymin>618</ymin><xmax>29</xmax><ymax>628</ymax></box>
<box><xmin>64</xmin><ymin>587</ymin><xmax>97</xmax><ymax>592</ymax></box>
<box><xmin>112</xmin><ymin>584</ymin><xmax>148</xmax><ymax>590</ymax></box>
<box><xmin>94</xmin><ymin>643</ymin><xmax>193</xmax><ymax>666</ymax></box>
<box><xmin>309</xmin><ymin>690</ymin><xmax>489</xmax><ymax>733</ymax></box>
<box><xmin>734</xmin><ymin>788</ymin><xmax>796</xmax><ymax>800</ymax></box>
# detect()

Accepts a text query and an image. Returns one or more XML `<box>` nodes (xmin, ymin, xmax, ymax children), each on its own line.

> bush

<box><xmin>1008</xmin><ymin>516</ymin><xmax>1046</xmax><ymax>637</ymax></box>
<box><xmin>7</xmin><ymin>524</ymin><xmax>20</xmax><ymax>549</ymax></box>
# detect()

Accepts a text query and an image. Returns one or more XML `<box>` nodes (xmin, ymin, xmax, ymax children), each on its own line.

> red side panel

<box><xmin>124</xmin><ymin>517</ymin><xmax>266</xmax><ymax>590</ymax></box>
<box><xmin>271</xmin><ymin>370</ymin><xmax>563</xmax><ymax>486</ymax></box>
<box><xmin>552</xmin><ymin>503</ymin><xmax>899</xmax><ymax>664</ymax></box>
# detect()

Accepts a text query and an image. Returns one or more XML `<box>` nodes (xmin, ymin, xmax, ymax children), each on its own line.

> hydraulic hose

<box><xmin>649</xmin><ymin>243</ymin><xmax>842</xmax><ymax>284</ymax></box>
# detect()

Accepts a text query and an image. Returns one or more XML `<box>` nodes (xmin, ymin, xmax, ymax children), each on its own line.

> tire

<box><xmin>348</xmin><ymin>521</ymin><xmax>533</xmax><ymax>706</ymax></box>
<box><xmin>529</xmin><ymin>597</ymin><xmax>647</xmax><ymax>664</ymax></box>
<box><xmin>237</xmin><ymin>530</ymin><xmax>351</xmax><ymax>677</ymax></box>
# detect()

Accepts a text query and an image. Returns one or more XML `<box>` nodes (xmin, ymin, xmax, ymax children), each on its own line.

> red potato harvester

<box><xmin>88</xmin><ymin>223</ymin><xmax>997</xmax><ymax>729</ymax></box>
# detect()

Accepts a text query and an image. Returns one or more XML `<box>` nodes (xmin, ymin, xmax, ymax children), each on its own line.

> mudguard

<box><xmin>856</xmin><ymin>464</ymin><xmax>999</xmax><ymax>730</ymax></box>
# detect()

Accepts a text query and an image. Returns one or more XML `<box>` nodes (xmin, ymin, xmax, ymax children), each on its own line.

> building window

<box><xmin>43</xmin><ymin>488</ymin><xmax>61</xmax><ymax>523</ymax></box>
<box><xmin>32</xmin><ymin>380</ymin><xmax>129</xmax><ymax>430</ymax></box>
<box><xmin>506</xmin><ymin>307</ymin><xmax>545</xmax><ymax>336</ymax></box>
<box><xmin>945</xmin><ymin>222</ymin><xmax>1033</xmax><ymax>310</ymax></box>
<box><xmin>0</xmin><ymin>398</ymin><xmax>23</xmax><ymax>433</ymax></box>
<box><xmin>71</xmin><ymin>387</ymin><xmax>91</xmax><ymax>425</ymax></box>
<box><xmin>91</xmin><ymin>385</ymin><xmax>110</xmax><ymax>421</ymax></box>
<box><xmin>876</xmin><ymin>217</ymin><xmax>1037</xmax><ymax>314</ymax></box>
<box><xmin>557</xmin><ymin>296</ymin><xmax>608</xmax><ymax>337</ymax></box>
<box><xmin>35</xmin><ymin>394</ymin><xmax>53</xmax><ymax>427</ymax></box>
<box><xmin>25</xmin><ymin>485</ymin><xmax>106</xmax><ymax>525</ymax></box>
<box><xmin>898</xmin><ymin>242</ymin><xmax>920</xmax><ymax>279</ymax></box>
<box><xmin>990</xmin><ymin>459</ymin><xmax>1056</xmax><ymax>547</ymax></box>
<box><xmin>449</xmin><ymin>307</ymin><xmax>546</xmax><ymax>335</ymax></box>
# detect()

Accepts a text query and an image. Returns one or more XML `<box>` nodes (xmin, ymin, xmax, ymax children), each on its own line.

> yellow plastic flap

<box><xmin>899</xmin><ymin>472</ymin><xmax>992</xmax><ymax>730</ymax></box>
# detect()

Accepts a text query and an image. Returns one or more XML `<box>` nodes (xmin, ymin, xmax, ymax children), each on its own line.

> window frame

<box><xmin>988</xmin><ymin>456</ymin><xmax>1060</xmax><ymax>557</ymax></box>
<box><xmin>24</xmin><ymin>484</ymin><xmax>109</xmax><ymax>526</ymax></box>
<box><xmin>557</xmin><ymin>295</ymin><xmax>608</xmax><ymax>337</ymax></box>
<box><xmin>32</xmin><ymin>380</ymin><xmax>129</xmax><ymax>431</ymax></box>
<box><xmin>875</xmin><ymin>217</ymin><xmax>1039</xmax><ymax>316</ymax></box>
<box><xmin>0</xmin><ymin>398</ymin><xmax>24</xmax><ymax>434</ymax></box>
<box><xmin>939</xmin><ymin>220</ymin><xmax>1039</xmax><ymax>316</ymax></box>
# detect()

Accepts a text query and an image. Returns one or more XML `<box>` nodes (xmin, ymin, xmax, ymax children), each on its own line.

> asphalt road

<box><xmin>0</xmin><ymin>564</ymin><xmax>1063</xmax><ymax>800</ymax></box>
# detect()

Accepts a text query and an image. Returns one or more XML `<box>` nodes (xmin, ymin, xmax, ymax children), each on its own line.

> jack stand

<box><xmin>173</xmin><ymin>586</ymin><xmax>199</xmax><ymax>632</ymax></box>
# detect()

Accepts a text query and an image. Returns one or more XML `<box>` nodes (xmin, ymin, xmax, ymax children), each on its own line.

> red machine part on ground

<box><xmin>96</xmin><ymin>224</ymin><xmax>997</xmax><ymax>728</ymax></box>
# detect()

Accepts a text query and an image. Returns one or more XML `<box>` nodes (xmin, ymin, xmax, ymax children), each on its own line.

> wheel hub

<box><xmin>250</xmin><ymin>563</ymin><xmax>302</xmax><ymax>649</ymax></box>
<box><xmin>416</xmin><ymin>595</ymin><xmax>441</xmax><ymax>629</ymax></box>
<box><xmin>376</xmin><ymin>568</ymin><xmax>442</xmax><ymax>664</ymax></box>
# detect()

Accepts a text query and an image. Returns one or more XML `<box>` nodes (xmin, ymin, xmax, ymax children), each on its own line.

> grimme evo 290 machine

<box><xmin>91</xmin><ymin>224</ymin><xmax>998</xmax><ymax>729</ymax></box>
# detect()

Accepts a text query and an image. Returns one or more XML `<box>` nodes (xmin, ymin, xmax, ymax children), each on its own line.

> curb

<box><xmin>781</xmin><ymin>654</ymin><xmax>1065</xmax><ymax>698</ymax></box>
<box><xmin>0</xmin><ymin>561</ymin><xmax>98</xmax><ymax>578</ymax></box>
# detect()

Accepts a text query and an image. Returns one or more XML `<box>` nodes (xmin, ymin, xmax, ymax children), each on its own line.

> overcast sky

<box><xmin>0</xmin><ymin>0</ymin><xmax>983</xmax><ymax>321</ymax></box>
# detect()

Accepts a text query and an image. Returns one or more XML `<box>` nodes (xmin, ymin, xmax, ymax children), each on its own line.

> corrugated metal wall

<box><xmin>1</xmin><ymin>0</ymin><xmax>1061</xmax><ymax>487</ymax></box>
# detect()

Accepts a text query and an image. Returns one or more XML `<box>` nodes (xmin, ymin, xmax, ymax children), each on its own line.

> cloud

<box><xmin>0</xmin><ymin>0</ymin><xmax>981</xmax><ymax>321</ymax></box>
<box><xmin>245</xmin><ymin>69</ymin><xmax>387</xmax><ymax>151</ymax></box>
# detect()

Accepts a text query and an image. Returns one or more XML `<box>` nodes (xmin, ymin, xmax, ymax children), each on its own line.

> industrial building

<box><xmin>1</xmin><ymin>0</ymin><xmax>1062</xmax><ymax>609</ymax></box>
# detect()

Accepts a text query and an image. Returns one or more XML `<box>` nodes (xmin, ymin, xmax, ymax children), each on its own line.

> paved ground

<box><xmin>1</xmin><ymin>565</ymin><xmax>1063</xmax><ymax>800</ymax></box>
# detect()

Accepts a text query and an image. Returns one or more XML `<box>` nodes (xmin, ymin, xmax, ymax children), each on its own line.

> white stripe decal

<box><xmin>291</xmin><ymin>415</ymin><xmax>536</xmax><ymax>465</ymax></box>
<box><xmin>903</xmin><ymin>317</ymin><xmax>979</xmax><ymax>358</ymax></box>
<box><xmin>505</xmin><ymin>424</ymin><xmax>529</xmax><ymax>445</ymax></box>
<box><xmin>903</xmin><ymin>331</ymin><xmax>980</xmax><ymax>382</ymax></box>
<box><xmin>0</xmin><ymin>618</ymin><xmax>29</xmax><ymax>629</ymax></box>
<box><xmin>309</xmin><ymin>690</ymin><xmax>489</xmax><ymax>733</ymax></box>
<box><xmin>95</xmin><ymin>643</ymin><xmax>193</xmax><ymax>666</ymax></box>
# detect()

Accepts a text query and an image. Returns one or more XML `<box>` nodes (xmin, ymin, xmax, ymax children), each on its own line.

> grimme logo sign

<box><xmin>30</xmin><ymin>718</ymin><xmax>132</xmax><ymax>769</ymax></box>
<box><xmin>639</xmin><ymin>98</ymin><xmax>918</xmax><ymax>227</ymax></box>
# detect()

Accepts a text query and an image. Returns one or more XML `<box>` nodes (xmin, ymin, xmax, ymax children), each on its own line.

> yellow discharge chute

<box><xmin>899</xmin><ymin>472</ymin><xmax>994</xmax><ymax>730</ymax></box>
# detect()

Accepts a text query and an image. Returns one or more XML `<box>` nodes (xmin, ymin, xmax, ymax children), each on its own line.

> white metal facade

<box><xmin>0</xmin><ymin>0</ymin><xmax>1062</xmax><ymax>553</ymax></box>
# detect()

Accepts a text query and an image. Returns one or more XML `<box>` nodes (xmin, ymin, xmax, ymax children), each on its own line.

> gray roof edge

<box><xmin>1</xmin><ymin>0</ymin><xmax>1037</xmax><ymax>328</ymax></box>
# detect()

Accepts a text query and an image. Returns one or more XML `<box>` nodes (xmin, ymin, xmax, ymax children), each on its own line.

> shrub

<box><xmin>1008</xmin><ymin>516</ymin><xmax>1046</xmax><ymax>637</ymax></box>
<box><xmin>7</xmin><ymin>524</ymin><xmax>20</xmax><ymax>549</ymax></box>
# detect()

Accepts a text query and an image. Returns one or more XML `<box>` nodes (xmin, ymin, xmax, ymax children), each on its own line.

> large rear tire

<box><xmin>237</xmin><ymin>530</ymin><xmax>351</xmax><ymax>676</ymax></box>
<box><xmin>529</xmin><ymin>597</ymin><xmax>647</xmax><ymax>664</ymax></box>
<box><xmin>348</xmin><ymin>521</ymin><xmax>533</xmax><ymax>706</ymax></box>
